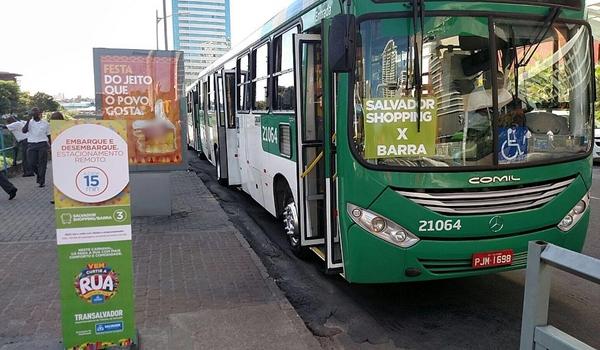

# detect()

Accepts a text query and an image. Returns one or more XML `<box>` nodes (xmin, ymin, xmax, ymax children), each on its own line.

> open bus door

<box><xmin>194</xmin><ymin>81</ymin><xmax>203</xmax><ymax>152</ymax></box>
<box><xmin>215</xmin><ymin>69</ymin><xmax>241</xmax><ymax>186</ymax></box>
<box><xmin>215</xmin><ymin>70</ymin><xmax>229</xmax><ymax>184</ymax></box>
<box><xmin>294</xmin><ymin>33</ymin><xmax>343</xmax><ymax>272</ymax></box>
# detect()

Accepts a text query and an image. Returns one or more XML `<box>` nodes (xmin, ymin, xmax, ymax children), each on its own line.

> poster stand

<box><xmin>130</xmin><ymin>172</ymin><xmax>172</xmax><ymax>216</ymax></box>
<box><xmin>52</xmin><ymin>121</ymin><xmax>138</xmax><ymax>350</ymax></box>
<box><xmin>93</xmin><ymin>48</ymin><xmax>188</xmax><ymax>218</ymax></box>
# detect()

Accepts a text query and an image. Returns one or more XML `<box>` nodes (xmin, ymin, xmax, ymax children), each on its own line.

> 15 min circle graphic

<box><xmin>52</xmin><ymin>124</ymin><xmax>129</xmax><ymax>203</ymax></box>
<box><xmin>75</xmin><ymin>167</ymin><xmax>109</xmax><ymax>197</ymax></box>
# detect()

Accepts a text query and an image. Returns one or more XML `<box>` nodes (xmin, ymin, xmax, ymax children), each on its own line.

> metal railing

<box><xmin>0</xmin><ymin>129</ymin><xmax>15</xmax><ymax>173</ymax></box>
<box><xmin>520</xmin><ymin>241</ymin><xmax>600</xmax><ymax>350</ymax></box>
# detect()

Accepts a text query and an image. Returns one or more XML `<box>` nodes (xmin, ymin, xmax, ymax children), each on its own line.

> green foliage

<box><xmin>30</xmin><ymin>92</ymin><xmax>60</xmax><ymax>113</ymax></box>
<box><xmin>0</xmin><ymin>81</ymin><xmax>21</xmax><ymax>114</ymax></box>
<box><xmin>16</xmin><ymin>92</ymin><xmax>32</xmax><ymax>115</ymax></box>
<box><xmin>0</xmin><ymin>82</ymin><xmax>61</xmax><ymax>117</ymax></box>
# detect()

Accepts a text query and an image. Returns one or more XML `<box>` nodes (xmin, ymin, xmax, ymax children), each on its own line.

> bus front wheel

<box><xmin>282</xmin><ymin>192</ymin><xmax>309</xmax><ymax>259</ymax></box>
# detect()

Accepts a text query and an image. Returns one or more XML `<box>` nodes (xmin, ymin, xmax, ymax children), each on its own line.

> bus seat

<box><xmin>525</xmin><ymin>112</ymin><xmax>569</xmax><ymax>135</ymax></box>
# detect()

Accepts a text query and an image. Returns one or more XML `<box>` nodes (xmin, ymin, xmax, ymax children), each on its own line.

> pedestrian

<box><xmin>22</xmin><ymin>108</ymin><xmax>50</xmax><ymax>188</ymax></box>
<box><xmin>0</xmin><ymin>171</ymin><xmax>17</xmax><ymax>200</ymax></box>
<box><xmin>1</xmin><ymin>115</ymin><xmax>32</xmax><ymax>176</ymax></box>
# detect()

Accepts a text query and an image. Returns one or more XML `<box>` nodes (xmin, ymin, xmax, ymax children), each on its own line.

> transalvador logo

<box><xmin>469</xmin><ymin>175</ymin><xmax>521</xmax><ymax>185</ymax></box>
<box><xmin>75</xmin><ymin>263</ymin><xmax>119</xmax><ymax>304</ymax></box>
<box><xmin>489</xmin><ymin>216</ymin><xmax>504</xmax><ymax>233</ymax></box>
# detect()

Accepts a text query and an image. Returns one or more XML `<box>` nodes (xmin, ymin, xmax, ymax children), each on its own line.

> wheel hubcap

<box><xmin>283</xmin><ymin>202</ymin><xmax>300</xmax><ymax>247</ymax></box>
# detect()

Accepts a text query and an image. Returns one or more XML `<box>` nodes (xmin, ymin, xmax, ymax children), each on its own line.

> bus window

<box><xmin>353</xmin><ymin>16</ymin><xmax>494</xmax><ymax>167</ymax></box>
<box><xmin>237</xmin><ymin>54</ymin><xmax>250</xmax><ymax>111</ymax></box>
<box><xmin>217</xmin><ymin>74</ymin><xmax>225</xmax><ymax>127</ymax></box>
<box><xmin>196</xmin><ymin>81</ymin><xmax>202</xmax><ymax>110</ymax></box>
<box><xmin>202</xmin><ymin>80</ymin><xmax>208</xmax><ymax>113</ymax></box>
<box><xmin>208</xmin><ymin>75</ymin><xmax>215</xmax><ymax>112</ymax></box>
<box><xmin>225</xmin><ymin>73</ymin><xmax>236</xmax><ymax>128</ymax></box>
<box><xmin>273</xmin><ymin>27</ymin><xmax>297</xmax><ymax>111</ymax></box>
<box><xmin>301</xmin><ymin>41</ymin><xmax>324</xmax><ymax>142</ymax></box>
<box><xmin>252</xmin><ymin>42</ymin><xmax>270</xmax><ymax>111</ymax></box>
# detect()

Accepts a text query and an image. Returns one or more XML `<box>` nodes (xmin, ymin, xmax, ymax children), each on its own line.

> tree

<box><xmin>16</xmin><ymin>92</ymin><xmax>32</xmax><ymax>115</ymax></box>
<box><xmin>30</xmin><ymin>92</ymin><xmax>60</xmax><ymax>113</ymax></box>
<box><xmin>0</xmin><ymin>81</ymin><xmax>21</xmax><ymax>114</ymax></box>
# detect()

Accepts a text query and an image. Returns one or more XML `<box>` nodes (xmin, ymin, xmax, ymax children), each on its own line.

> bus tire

<box><xmin>281</xmin><ymin>188</ymin><xmax>310</xmax><ymax>259</ymax></box>
<box><xmin>216</xmin><ymin>147</ymin><xmax>228</xmax><ymax>186</ymax></box>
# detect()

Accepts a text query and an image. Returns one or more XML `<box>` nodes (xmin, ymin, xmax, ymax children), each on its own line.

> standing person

<box><xmin>22</xmin><ymin>108</ymin><xmax>51</xmax><ymax>188</ymax></box>
<box><xmin>2</xmin><ymin>116</ymin><xmax>32</xmax><ymax>176</ymax></box>
<box><xmin>0</xmin><ymin>171</ymin><xmax>17</xmax><ymax>200</ymax></box>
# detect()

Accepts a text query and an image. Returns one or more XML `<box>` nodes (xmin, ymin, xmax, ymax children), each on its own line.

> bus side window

<box><xmin>252</xmin><ymin>42</ymin><xmax>270</xmax><ymax>111</ymax></box>
<box><xmin>208</xmin><ymin>75</ymin><xmax>215</xmax><ymax>113</ymax></box>
<box><xmin>273</xmin><ymin>26</ymin><xmax>298</xmax><ymax>112</ymax></box>
<box><xmin>225</xmin><ymin>73</ymin><xmax>236</xmax><ymax>128</ymax></box>
<box><xmin>237</xmin><ymin>54</ymin><xmax>250</xmax><ymax>111</ymax></box>
<box><xmin>217</xmin><ymin>74</ymin><xmax>225</xmax><ymax>127</ymax></box>
<box><xmin>202</xmin><ymin>80</ymin><xmax>209</xmax><ymax>124</ymax></box>
<box><xmin>200</xmin><ymin>81</ymin><xmax>205</xmax><ymax>112</ymax></box>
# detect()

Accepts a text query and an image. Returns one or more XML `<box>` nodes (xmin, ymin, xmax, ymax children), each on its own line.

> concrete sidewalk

<box><xmin>0</xmin><ymin>165</ymin><xmax>320</xmax><ymax>349</ymax></box>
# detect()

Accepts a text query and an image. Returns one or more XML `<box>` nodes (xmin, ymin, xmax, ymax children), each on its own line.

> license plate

<box><xmin>472</xmin><ymin>249</ymin><xmax>514</xmax><ymax>269</ymax></box>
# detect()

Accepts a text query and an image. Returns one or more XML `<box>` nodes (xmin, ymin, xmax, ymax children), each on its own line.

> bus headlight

<box><xmin>347</xmin><ymin>203</ymin><xmax>419</xmax><ymax>248</ymax></box>
<box><xmin>557</xmin><ymin>192</ymin><xmax>590</xmax><ymax>232</ymax></box>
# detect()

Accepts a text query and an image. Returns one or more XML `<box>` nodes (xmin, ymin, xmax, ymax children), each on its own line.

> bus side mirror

<box><xmin>329</xmin><ymin>14</ymin><xmax>356</xmax><ymax>73</ymax></box>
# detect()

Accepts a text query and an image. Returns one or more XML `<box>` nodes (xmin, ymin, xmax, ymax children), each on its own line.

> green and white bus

<box><xmin>186</xmin><ymin>0</ymin><xmax>595</xmax><ymax>283</ymax></box>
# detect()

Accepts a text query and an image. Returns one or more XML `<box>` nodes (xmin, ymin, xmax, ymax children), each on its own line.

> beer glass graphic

<box><xmin>61</xmin><ymin>213</ymin><xmax>73</xmax><ymax>225</ymax></box>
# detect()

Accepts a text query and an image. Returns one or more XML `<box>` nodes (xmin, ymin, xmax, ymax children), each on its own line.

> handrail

<box><xmin>301</xmin><ymin>151</ymin><xmax>323</xmax><ymax>179</ymax></box>
<box><xmin>520</xmin><ymin>241</ymin><xmax>599</xmax><ymax>350</ymax></box>
<box><xmin>541</xmin><ymin>244</ymin><xmax>600</xmax><ymax>284</ymax></box>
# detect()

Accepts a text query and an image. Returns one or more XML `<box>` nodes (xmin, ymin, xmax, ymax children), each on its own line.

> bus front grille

<box><xmin>397</xmin><ymin>177</ymin><xmax>574</xmax><ymax>215</ymax></box>
<box><xmin>419</xmin><ymin>251</ymin><xmax>528</xmax><ymax>275</ymax></box>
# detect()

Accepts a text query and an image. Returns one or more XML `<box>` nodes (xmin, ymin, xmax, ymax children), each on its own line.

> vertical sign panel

<box><xmin>52</xmin><ymin>120</ymin><xmax>137</xmax><ymax>350</ymax></box>
<box><xmin>93</xmin><ymin>48</ymin><xmax>186</xmax><ymax>171</ymax></box>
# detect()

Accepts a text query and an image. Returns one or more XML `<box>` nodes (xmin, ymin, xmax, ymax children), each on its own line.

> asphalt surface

<box><xmin>189</xmin><ymin>156</ymin><xmax>600</xmax><ymax>350</ymax></box>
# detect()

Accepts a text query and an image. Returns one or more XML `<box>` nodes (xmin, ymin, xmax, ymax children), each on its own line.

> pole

<box><xmin>162</xmin><ymin>0</ymin><xmax>168</xmax><ymax>50</ymax></box>
<box><xmin>155</xmin><ymin>10</ymin><xmax>160</xmax><ymax>50</ymax></box>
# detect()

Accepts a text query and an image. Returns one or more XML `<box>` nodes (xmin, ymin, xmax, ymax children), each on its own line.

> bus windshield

<box><xmin>352</xmin><ymin>16</ymin><xmax>593</xmax><ymax>169</ymax></box>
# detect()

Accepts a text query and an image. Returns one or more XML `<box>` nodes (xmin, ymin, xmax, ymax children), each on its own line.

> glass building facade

<box><xmin>172</xmin><ymin>0</ymin><xmax>231</xmax><ymax>86</ymax></box>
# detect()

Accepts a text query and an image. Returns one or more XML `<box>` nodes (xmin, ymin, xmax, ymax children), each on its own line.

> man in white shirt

<box><xmin>2</xmin><ymin>115</ymin><xmax>32</xmax><ymax>176</ymax></box>
<box><xmin>22</xmin><ymin>108</ymin><xmax>51</xmax><ymax>187</ymax></box>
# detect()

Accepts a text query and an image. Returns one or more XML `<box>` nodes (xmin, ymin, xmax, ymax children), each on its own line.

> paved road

<box><xmin>190</xmin><ymin>158</ymin><xmax>600</xmax><ymax>350</ymax></box>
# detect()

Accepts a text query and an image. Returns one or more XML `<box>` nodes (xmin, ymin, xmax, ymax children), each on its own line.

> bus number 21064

<box><xmin>418</xmin><ymin>220</ymin><xmax>462</xmax><ymax>232</ymax></box>
<box><xmin>262</xmin><ymin>126</ymin><xmax>278</xmax><ymax>144</ymax></box>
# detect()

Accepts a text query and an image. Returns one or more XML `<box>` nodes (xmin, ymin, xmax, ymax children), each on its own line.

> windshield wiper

<box><xmin>511</xmin><ymin>7</ymin><xmax>560</xmax><ymax>105</ymax></box>
<box><xmin>518</xmin><ymin>7</ymin><xmax>561</xmax><ymax>68</ymax></box>
<box><xmin>411</xmin><ymin>0</ymin><xmax>425</xmax><ymax>132</ymax></box>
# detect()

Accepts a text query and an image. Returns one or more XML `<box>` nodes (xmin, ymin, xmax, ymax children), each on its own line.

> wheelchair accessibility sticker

<box><xmin>499</xmin><ymin>126</ymin><xmax>530</xmax><ymax>163</ymax></box>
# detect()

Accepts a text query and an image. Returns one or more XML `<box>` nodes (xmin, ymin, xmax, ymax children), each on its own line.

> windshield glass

<box><xmin>495</xmin><ymin>19</ymin><xmax>592</xmax><ymax>164</ymax></box>
<box><xmin>352</xmin><ymin>16</ymin><xmax>593</xmax><ymax>169</ymax></box>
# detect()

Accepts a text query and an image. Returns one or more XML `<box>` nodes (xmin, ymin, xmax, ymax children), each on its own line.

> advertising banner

<box><xmin>363</xmin><ymin>97</ymin><xmax>437</xmax><ymax>159</ymax></box>
<box><xmin>93</xmin><ymin>48</ymin><xmax>185</xmax><ymax>171</ymax></box>
<box><xmin>51</xmin><ymin>120</ymin><xmax>137</xmax><ymax>350</ymax></box>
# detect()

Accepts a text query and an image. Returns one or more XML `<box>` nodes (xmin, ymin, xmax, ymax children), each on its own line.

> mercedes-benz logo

<box><xmin>489</xmin><ymin>216</ymin><xmax>504</xmax><ymax>233</ymax></box>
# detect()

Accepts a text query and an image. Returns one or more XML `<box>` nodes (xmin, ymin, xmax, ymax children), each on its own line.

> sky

<box><xmin>0</xmin><ymin>0</ymin><xmax>293</xmax><ymax>99</ymax></box>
